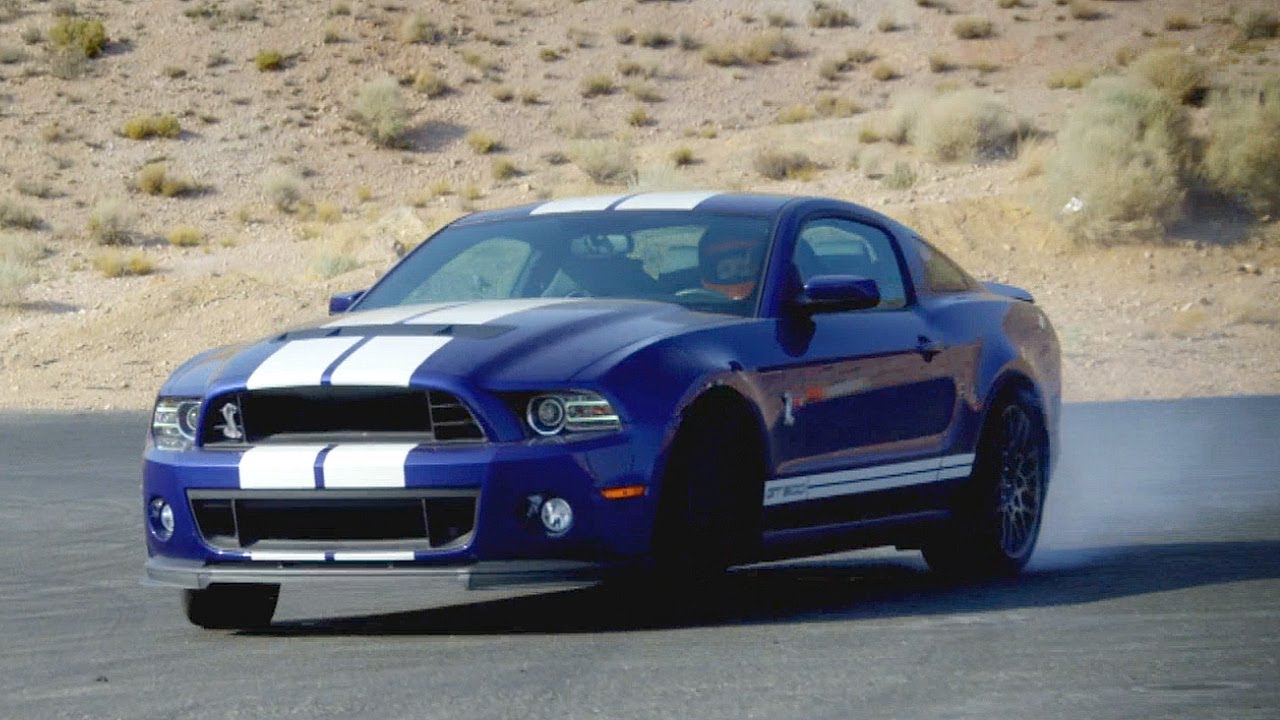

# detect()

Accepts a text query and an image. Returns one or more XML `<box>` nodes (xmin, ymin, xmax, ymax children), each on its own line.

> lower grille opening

<box><xmin>189</xmin><ymin>490</ymin><xmax>477</xmax><ymax>553</ymax></box>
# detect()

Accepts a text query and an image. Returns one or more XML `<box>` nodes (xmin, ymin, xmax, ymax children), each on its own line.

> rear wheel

<box><xmin>650</xmin><ymin>400</ymin><xmax>764</xmax><ymax>582</ymax></box>
<box><xmin>181</xmin><ymin>583</ymin><xmax>280</xmax><ymax>630</ymax></box>
<box><xmin>924</xmin><ymin>387</ymin><xmax>1047</xmax><ymax>578</ymax></box>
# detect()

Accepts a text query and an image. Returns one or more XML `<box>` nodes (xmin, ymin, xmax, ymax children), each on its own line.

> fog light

<box><xmin>539</xmin><ymin>497</ymin><xmax>573</xmax><ymax>535</ymax></box>
<box><xmin>149</xmin><ymin>497</ymin><xmax>175</xmax><ymax>541</ymax></box>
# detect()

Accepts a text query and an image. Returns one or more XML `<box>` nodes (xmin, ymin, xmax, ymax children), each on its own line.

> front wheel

<box><xmin>181</xmin><ymin>583</ymin><xmax>280</xmax><ymax>630</ymax></box>
<box><xmin>924</xmin><ymin>388</ymin><xmax>1048</xmax><ymax>578</ymax></box>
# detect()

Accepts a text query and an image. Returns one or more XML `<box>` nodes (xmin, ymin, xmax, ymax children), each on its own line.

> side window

<box><xmin>793</xmin><ymin>218</ymin><xmax>908</xmax><ymax>309</ymax></box>
<box><xmin>404</xmin><ymin>237</ymin><xmax>532</xmax><ymax>303</ymax></box>
<box><xmin>915</xmin><ymin>237</ymin><xmax>976</xmax><ymax>294</ymax></box>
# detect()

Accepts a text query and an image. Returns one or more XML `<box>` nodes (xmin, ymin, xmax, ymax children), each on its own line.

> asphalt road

<box><xmin>1</xmin><ymin>396</ymin><xmax>1278</xmax><ymax>720</ymax></box>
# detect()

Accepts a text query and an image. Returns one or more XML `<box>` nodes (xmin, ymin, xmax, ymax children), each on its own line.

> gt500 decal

<box><xmin>764</xmin><ymin>454</ymin><xmax>975</xmax><ymax>507</ymax></box>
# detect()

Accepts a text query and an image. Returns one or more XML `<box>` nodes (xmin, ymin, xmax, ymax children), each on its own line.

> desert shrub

<box><xmin>1068</xmin><ymin>0</ymin><xmax>1102</xmax><ymax>21</ymax></box>
<box><xmin>883</xmin><ymin>92</ymin><xmax>928</xmax><ymax>144</ymax></box>
<box><xmin>627</xmin><ymin>107</ymin><xmax>652</xmax><ymax>127</ymax></box>
<box><xmin>701</xmin><ymin>44</ymin><xmax>741</xmax><ymax>66</ymax></box>
<box><xmin>871</xmin><ymin>62</ymin><xmax>898</xmax><ymax>81</ymax></box>
<box><xmin>254</xmin><ymin>49</ymin><xmax>283</xmax><ymax>71</ymax></box>
<box><xmin>808</xmin><ymin>3</ymin><xmax>857</xmax><ymax>29</ymax></box>
<box><xmin>846</xmin><ymin>47</ymin><xmax>875</xmax><ymax>64</ymax></box>
<box><xmin>120</xmin><ymin>114</ymin><xmax>181</xmax><ymax>140</ymax></box>
<box><xmin>166</xmin><ymin>225</ymin><xmax>203</xmax><ymax>247</ymax></box>
<box><xmin>15</xmin><ymin>180</ymin><xmax>57</xmax><ymax>199</ymax></box>
<box><xmin>1237</xmin><ymin>9</ymin><xmax>1279</xmax><ymax>40</ymax></box>
<box><xmin>876</xmin><ymin>14</ymin><xmax>902</xmax><ymax>32</ymax></box>
<box><xmin>520</xmin><ymin>89</ymin><xmax>542</xmax><ymax>105</ymax></box>
<box><xmin>413</xmin><ymin>69</ymin><xmax>450</xmax><ymax>97</ymax></box>
<box><xmin>766</xmin><ymin>12</ymin><xmax>793</xmax><ymax>28</ymax></box>
<box><xmin>1047</xmin><ymin>65</ymin><xmax>1097</xmax><ymax>90</ymax></box>
<box><xmin>776</xmin><ymin>105</ymin><xmax>814</xmax><ymax>124</ymax></box>
<box><xmin>627</xmin><ymin>81</ymin><xmax>663</xmax><ymax>103</ymax></box>
<box><xmin>490</xmin><ymin>85</ymin><xmax>514</xmax><ymax>102</ymax></box>
<box><xmin>914</xmin><ymin>90</ymin><xmax>1019</xmax><ymax>161</ymax></box>
<box><xmin>353</xmin><ymin>77</ymin><xmax>409</xmax><ymax>147</ymax></box>
<box><xmin>1046</xmin><ymin>77</ymin><xmax>1191</xmax><ymax>241</ymax></box>
<box><xmin>1164</xmin><ymin>14</ymin><xmax>1196</xmax><ymax>31</ymax></box>
<box><xmin>742</xmin><ymin>31</ymin><xmax>801</xmax><ymax>63</ymax></box>
<box><xmin>883</xmin><ymin>161</ymin><xmax>918</xmax><ymax>189</ymax></box>
<box><xmin>399</xmin><ymin>13</ymin><xmax>442</xmax><ymax>44</ymax></box>
<box><xmin>310</xmin><ymin>252</ymin><xmax>361</xmax><ymax>279</ymax></box>
<box><xmin>539</xmin><ymin>47</ymin><xmax>561</xmax><ymax>62</ymax></box>
<box><xmin>465</xmin><ymin>131</ymin><xmax>500</xmax><ymax>154</ymax></box>
<box><xmin>753</xmin><ymin>149</ymin><xmax>814</xmax><ymax>180</ymax></box>
<box><xmin>671</xmin><ymin>146</ymin><xmax>695</xmax><ymax>166</ymax></box>
<box><xmin>0</xmin><ymin>259</ymin><xmax>35</xmax><ymax>306</ymax></box>
<box><xmin>491</xmin><ymin>158</ymin><xmax>520</xmax><ymax>181</ymax></box>
<box><xmin>135</xmin><ymin>163</ymin><xmax>197</xmax><ymax>197</ymax></box>
<box><xmin>262</xmin><ymin>169</ymin><xmax>303</xmax><ymax>212</ymax></box>
<box><xmin>0</xmin><ymin>233</ymin><xmax>43</xmax><ymax>265</ymax></box>
<box><xmin>953</xmin><ymin>17</ymin><xmax>994</xmax><ymax>39</ymax></box>
<box><xmin>315</xmin><ymin>201</ymin><xmax>342</xmax><ymax>223</ymax></box>
<box><xmin>637</xmin><ymin>30</ymin><xmax>672</xmax><ymax>48</ymax></box>
<box><xmin>93</xmin><ymin>249</ymin><xmax>154</xmax><ymax>278</ymax></box>
<box><xmin>0</xmin><ymin>45</ymin><xmax>26</xmax><ymax>64</ymax></box>
<box><xmin>1201</xmin><ymin>79</ymin><xmax>1280</xmax><ymax>215</ymax></box>
<box><xmin>858</xmin><ymin>125</ymin><xmax>882</xmax><ymax>143</ymax></box>
<box><xmin>580</xmin><ymin>74</ymin><xmax>615</xmax><ymax>97</ymax></box>
<box><xmin>677</xmin><ymin>32</ymin><xmax>700</xmax><ymax>51</ymax></box>
<box><xmin>86</xmin><ymin>199</ymin><xmax>135</xmax><ymax>245</ymax></box>
<box><xmin>0</xmin><ymin>0</ymin><xmax>22</xmax><ymax>23</ymax></box>
<box><xmin>928</xmin><ymin>54</ymin><xmax>955</xmax><ymax>73</ymax></box>
<box><xmin>1130</xmin><ymin>48</ymin><xmax>1207</xmax><ymax>105</ymax></box>
<box><xmin>0</xmin><ymin>198</ymin><xmax>41</xmax><ymax>229</ymax></box>
<box><xmin>815</xmin><ymin>94</ymin><xmax>860</xmax><ymax>117</ymax></box>
<box><xmin>571</xmin><ymin>140</ymin><xmax>636</xmax><ymax>184</ymax></box>
<box><xmin>612</xmin><ymin>25</ymin><xmax>634</xmax><ymax>45</ymax></box>
<box><xmin>48</xmin><ymin>17</ymin><xmax>106</xmax><ymax>57</ymax></box>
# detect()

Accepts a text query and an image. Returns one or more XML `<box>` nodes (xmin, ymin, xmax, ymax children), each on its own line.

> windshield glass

<box><xmin>356</xmin><ymin>211</ymin><xmax>775</xmax><ymax>317</ymax></box>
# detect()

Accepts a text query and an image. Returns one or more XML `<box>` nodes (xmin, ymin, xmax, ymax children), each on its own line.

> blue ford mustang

<box><xmin>142</xmin><ymin>192</ymin><xmax>1061</xmax><ymax>629</ymax></box>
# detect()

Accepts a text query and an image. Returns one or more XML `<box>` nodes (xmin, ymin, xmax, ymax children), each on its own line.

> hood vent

<box><xmin>201</xmin><ymin>387</ymin><xmax>485</xmax><ymax>446</ymax></box>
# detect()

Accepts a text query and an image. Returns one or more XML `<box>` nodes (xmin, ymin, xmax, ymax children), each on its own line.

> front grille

<box><xmin>189</xmin><ymin>490</ymin><xmax>478</xmax><ymax>552</ymax></box>
<box><xmin>200</xmin><ymin>387</ymin><xmax>485</xmax><ymax>446</ymax></box>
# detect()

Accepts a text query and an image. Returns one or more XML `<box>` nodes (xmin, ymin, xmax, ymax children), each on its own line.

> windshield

<box><xmin>356</xmin><ymin>211</ymin><xmax>775</xmax><ymax>317</ymax></box>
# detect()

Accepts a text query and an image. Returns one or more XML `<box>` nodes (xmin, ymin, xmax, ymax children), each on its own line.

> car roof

<box><xmin>450</xmin><ymin>191</ymin><xmax>802</xmax><ymax>227</ymax></box>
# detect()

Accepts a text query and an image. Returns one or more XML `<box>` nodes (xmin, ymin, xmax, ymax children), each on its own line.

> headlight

<box><xmin>152</xmin><ymin>397</ymin><xmax>202</xmax><ymax>451</ymax></box>
<box><xmin>524</xmin><ymin>392</ymin><xmax>621</xmax><ymax>436</ymax></box>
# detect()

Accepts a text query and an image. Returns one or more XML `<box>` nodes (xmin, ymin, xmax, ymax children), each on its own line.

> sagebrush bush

<box><xmin>742</xmin><ymin>31</ymin><xmax>801</xmax><ymax>63</ymax></box>
<box><xmin>413</xmin><ymin>69</ymin><xmax>449</xmax><ymax>98</ymax></box>
<box><xmin>671</xmin><ymin>146</ymin><xmax>695</xmax><ymax>166</ymax></box>
<box><xmin>1068</xmin><ymin>0</ymin><xmax>1102</xmax><ymax>21</ymax></box>
<box><xmin>135</xmin><ymin>163</ymin><xmax>197</xmax><ymax>197</ymax></box>
<box><xmin>1047</xmin><ymin>65</ymin><xmax>1097</xmax><ymax>90</ymax></box>
<box><xmin>953</xmin><ymin>17</ymin><xmax>994</xmax><ymax>39</ymax></box>
<box><xmin>883</xmin><ymin>161</ymin><xmax>917</xmax><ymax>190</ymax></box>
<box><xmin>254</xmin><ymin>49</ymin><xmax>283</xmax><ymax>71</ymax></box>
<box><xmin>92</xmin><ymin>249</ymin><xmax>153</xmax><ymax>278</ymax></box>
<box><xmin>628</xmin><ymin>81</ymin><xmax>663</xmax><ymax>103</ymax></box>
<box><xmin>48</xmin><ymin>17</ymin><xmax>105</xmax><ymax>57</ymax></box>
<box><xmin>808</xmin><ymin>3</ymin><xmax>857</xmax><ymax>29</ymax></box>
<box><xmin>775</xmin><ymin>105</ymin><xmax>814</xmax><ymax>124</ymax></box>
<box><xmin>465</xmin><ymin>131</ymin><xmax>500</xmax><ymax>154</ymax></box>
<box><xmin>580</xmin><ymin>74</ymin><xmax>615</xmax><ymax>97</ymax></box>
<box><xmin>353</xmin><ymin>77</ymin><xmax>409</xmax><ymax>147</ymax></box>
<box><xmin>1201</xmin><ymin>78</ymin><xmax>1280</xmax><ymax>215</ymax></box>
<box><xmin>1130</xmin><ymin>48</ymin><xmax>1207</xmax><ymax>105</ymax></box>
<box><xmin>815</xmin><ymin>94</ymin><xmax>860</xmax><ymax>117</ymax></box>
<box><xmin>914</xmin><ymin>90</ymin><xmax>1019</xmax><ymax>162</ymax></box>
<box><xmin>571</xmin><ymin>140</ymin><xmax>636</xmax><ymax>184</ymax></box>
<box><xmin>701</xmin><ymin>44</ymin><xmax>741</xmax><ymax>67</ymax></box>
<box><xmin>1046</xmin><ymin>77</ymin><xmax>1191</xmax><ymax>241</ymax></box>
<box><xmin>0</xmin><ymin>198</ymin><xmax>41</xmax><ymax>229</ymax></box>
<box><xmin>1237</xmin><ymin>9</ymin><xmax>1279</xmax><ymax>39</ymax></box>
<box><xmin>120</xmin><ymin>115</ymin><xmax>181</xmax><ymax>140</ymax></box>
<box><xmin>637</xmin><ymin>30</ymin><xmax>672</xmax><ymax>48</ymax></box>
<box><xmin>399</xmin><ymin>13</ymin><xmax>442</xmax><ymax>44</ymax></box>
<box><xmin>1164</xmin><ymin>14</ymin><xmax>1196</xmax><ymax>32</ymax></box>
<box><xmin>883</xmin><ymin>92</ymin><xmax>928</xmax><ymax>144</ymax></box>
<box><xmin>627</xmin><ymin>107</ymin><xmax>651</xmax><ymax>127</ymax></box>
<box><xmin>86</xmin><ymin>199</ymin><xmax>135</xmax><ymax>245</ymax></box>
<box><xmin>0</xmin><ymin>232</ymin><xmax>42</xmax><ymax>305</ymax></box>
<box><xmin>166</xmin><ymin>225</ymin><xmax>203</xmax><ymax>247</ymax></box>
<box><xmin>871</xmin><ymin>62</ymin><xmax>898</xmax><ymax>81</ymax></box>
<box><xmin>491</xmin><ymin>158</ymin><xmax>519</xmax><ymax>181</ymax></box>
<box><xmin>262</xmin><ymin>169</ymin><xmax>303</xmax><ymax>212</ymax></box>
<box><xmin>753</xmin><ymin>149</ymin><xmax>814</xmax><ymax>180</ymax></box>
<box><xmin>310</xmin><ymin>252</ymin><xmax>360</xmax><ymax>279</ymax></box>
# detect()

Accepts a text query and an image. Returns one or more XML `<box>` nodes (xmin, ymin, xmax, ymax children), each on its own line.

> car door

<box><xmin>758</xmin><ymin>216</ymin><xmax>961</xmax><ymax>528</ymax></box>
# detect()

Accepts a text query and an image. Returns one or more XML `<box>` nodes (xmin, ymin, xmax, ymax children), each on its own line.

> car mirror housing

<box><xmin>328</xmin><ymin>289</ymin><xmax>366</xmax><ymax>315</ymax></box>
<box><xmin>794</xmin><ymin>275</ymin><xmax>880</xmax><ymax>314</ymax></box>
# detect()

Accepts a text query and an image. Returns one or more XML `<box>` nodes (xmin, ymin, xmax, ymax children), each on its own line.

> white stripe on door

<box><xmin>763</xmin><ymin>453</ymin><xmax>976</xmax><ymax>507</ymax></box>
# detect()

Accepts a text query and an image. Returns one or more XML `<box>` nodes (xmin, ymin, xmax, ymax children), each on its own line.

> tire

<box><xmin>923</xmin><ymin>386</ymin><xmax>1048</xmax><ymax>579</ymax></box>
<box><xmin>650</xmin><ymin>401</ymin><xmax>763</xmax><ymax>582</ymax></box>
<box><xmin>181</xmin><ymin>583</ymin><xmax>280</xmax><ymax>630</ymax></box>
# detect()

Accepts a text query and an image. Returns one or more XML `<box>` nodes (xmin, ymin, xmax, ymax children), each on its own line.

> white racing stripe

<box><xmin>246</xmin><ymin>337</ymin><xmax>362</xmax><ymax>390</ymax></box>
<box><xmin>614</xmin><ymin>191</ymin><xmax>720</xmax><ymax>211</ymax></box>
<box><xmin>249</xmin><ymin>550</ymin><xmax>327</xmax><ymax>562</ymax></box>
<box><xmin>529</xmin><ymin>195</ymin><xmax>629</xmax><ymax>215</ymax></box>
<box><xmin>327</xmin><ymin>336</ymin><xmax>451</xmax><ymax>387</ymax></box>
<box><xmin>321</xmin><ymin>443</ymin><xmax>417</xmax><ymax>488</ymax></box>
<box><xmin>405</xmin><ymin>298</ymin><xmax>572</xmax><ymax>326</ymax></box>
<box><xmin>331</xmin><ymin>551</ymin><xmax>416</xmax><ymax>562</ymax></box>
<box><xmin>238</xmin><ymin>445</ymin><xmax>324</xmax><ymax>489</ymax></box>
<box><xmin>322</xmin><ymin>303</ymin><xmax>454</xmax><ymax>328</ymax></box>
<box><xmin>763</xmin><ymin>453</ymin><xmax>976</xmax><ymax>507</ymax></box>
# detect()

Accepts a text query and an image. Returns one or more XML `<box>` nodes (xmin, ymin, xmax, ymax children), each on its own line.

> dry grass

<box><xmin>92</xmin><ymin>249</ymin><xmax>154</xmax><ymax>278</ymax></box>
<box><xmin>928</xmin><ymin>54</ymin><xmax>956</xmax><ymax>73</ymax></box>
<box><xmin>1047</xmin><ymin>65</ymin><xmax>1098</xmax><ymax>90</ymax></box>
<box><xmin>871</xmin><ymin>62</ymin><xmax>899</xmax><ymax>81</ymax></box>
<box><xmin>570</xmin><ymin>140</ymin><xmax>635</xmax><ymax>184</ymax></box>
<box><xmin>491</xmin><ymin>158</ymin><xmax>520</xmax><ymax>181</ymax></box>
<box><xmin>0</xmin><ymin>198</ymin><xmax>41</xmax><ymax>230</ymax></box>
<box><xmin>775</xmin><ymin>105</ymin><xmax>815</xmax><ymax>124</ymax></box>
<box><xmin>135</xmin><ymin>163</ymin><xmax>198</xmax><ymax>197</ymax></box>
<box><xmin>1201</xmin><ymin>79</ymin><xmax>1280</xmax><ymax>215</ymax></box>
<box><xmin>1236</xmin><ymin>9</ymin><xmax>1279</xmax><ymax>40</ymax></box>
<box><xmin>1046</xmin><ymin>77</ymin><xmax>1190</xmax><ymax>242</ymax></box>
<box><xmin>413</xmin><ymin>69</ymin><xmax>450</xmax><ymax>98</ymax></box>
<box><xmin>808</xmin><ymin>3</ymin><xmax>857</xmax><ymax>29</ymax></box>
<box><xmin>883</xmin><ymin>161</ymin><xmax>917</xmax><ymax>189</ymax></box>
<box><xmin>399</xmin><ymin>14</ymin><xmax>443</xmax><ymax>44</ymax></box>
<box><xmin>465</xmin><ymin>131</ymin><xmax>500</xmax><ymax>154</ymax></box>
<box><xmin>914</xmin><ymin>90</ymin><xmax>1019</xmax><ymax>162</ymax></box>
<box><xmin>1224</xmin><ymin>293</ymin><xmax>1280</xmax><ymax>326</ymax></box>
<box><xmin>262</xmin><ymin>169</ymin><xmax>304</xmax><ymax>212</ymax></box>
<box><xmin>254</xmin><ymin>49</ymin><xmax>283</xmax><ymax>71</ymax></box>
<box><xmin>0</xmin><ymin>233</ymin><xmax>41</xmax><ymax>306</ymax></box>
<box><xmin>742</xmin><ymin>31</ymin><xmax>801</xmax><ymax>63</ymax></box>
<box><xmin>309</xmin><ymin>252</ymin><xmax>361</xmax><ymax>279</ymax></box>
<box><xmin>815</xmin><ymin>94</ymin><xmax>860</xmax><ymax>117</ymax></box>
<box><xmin>353</xmin><ymin>77</ymin><xmax>409</xmax><ymax>147</ymax></box>
<box><xmin>953</xmin><ymin>17</ymin><xmax>994</xmax><ymax>40</ymax></box>
<box><xmin>48</xmin><ymin>16</ymin><xmax>106</xmax><ymax>57</ymax></box>
<box><xmin>627</xmin><ymin>81</ymin><xmax>663</xmax><ymax>103</ymax></box>
<box><xmin>1068</xmin><ymin>0</ymin><xmax>1103</xmax><ymax>21</ymax></box>
<box><xmin>580</xmin><ymin>74</ymin><xmax>615</xmax><ymax>97</ymax></box>
<box><xmin>166</xmin><ymin>225</ymin><xmax>204</xmax><ymax>247</ymax></box>
<box><xmin>120</xmin><ymin>115</ymin><xmax>181</xmax><ymax>140</ymax></box>
<box><xmin>627</xmin><ymin>107</ymin><xmax>652</xmax><ymax>127</ymax></box>
<box><xmin>1130</xmin><ymin>48</ymin><xmax>1207</xmax><ymax>105</ymax></box>
<box><xmin>1164</xmin><ymin>14</ymin><xmax>1197</xmax><ymax>32</ymax></box>
<box><xmin>87</xmin><ymin>199</ymin><xmax>135</xmax><ymax>245</ymax></box>
<box><xmin>671</xmin><ymin>146</ymin><xmax>696</xmax><ymax>167</ymax></box>
<box><xmin>753</xmin><ymin>149</ymin><xmax>815</xmax><ymax>180</ymax></box>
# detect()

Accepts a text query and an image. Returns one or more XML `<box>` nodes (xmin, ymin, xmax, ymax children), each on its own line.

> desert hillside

<box><xmin>0</xmin><ymin>0</ymin><xmax>1278</xmax><ymax>410</ymax></box>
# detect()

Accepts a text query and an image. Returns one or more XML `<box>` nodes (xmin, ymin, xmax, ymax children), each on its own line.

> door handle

<box><xmin>916</xmin><ymin>335</ymin><xmax>946</xmax><ymax>361</ymax></box>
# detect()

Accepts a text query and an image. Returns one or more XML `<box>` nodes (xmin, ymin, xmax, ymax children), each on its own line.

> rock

<box><xmin>1238</xmin><ymin>263</ymin><xmax>1260</xmax><ymax>275</ymax></box>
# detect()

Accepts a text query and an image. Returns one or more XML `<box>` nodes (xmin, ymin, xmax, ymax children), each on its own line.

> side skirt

<box><xmin>757</xmin><ymin>510</ymin><xmax>951</xmax><ymax>563</ymax></box>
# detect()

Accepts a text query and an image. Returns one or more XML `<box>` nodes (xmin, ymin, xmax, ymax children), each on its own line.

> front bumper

<box><xmin>142</xmin><ymin>430</ymin><xmax>662</xmax><ymax>581</ymax></box>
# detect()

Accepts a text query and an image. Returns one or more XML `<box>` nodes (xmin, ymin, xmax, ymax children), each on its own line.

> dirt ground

<box><xmin>0</xmin><ymin>0</ymin><xmax>1277</xmax><ymax>410</ymax></box>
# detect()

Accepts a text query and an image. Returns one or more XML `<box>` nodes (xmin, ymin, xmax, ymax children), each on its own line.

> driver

<box><xmin>698</xmin><ymin>230</ymin><xmax>767</xmax><ymax>300</ymax></box>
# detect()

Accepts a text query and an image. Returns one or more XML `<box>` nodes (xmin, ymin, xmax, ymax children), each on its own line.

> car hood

<box><xmin>162</xmin><ymin>298</ymin><xmax>745</xmax><ymax>398</ymax></box>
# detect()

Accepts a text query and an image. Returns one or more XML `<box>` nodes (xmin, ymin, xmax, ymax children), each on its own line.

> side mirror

<box><xmin>794</xmin><ymin>275</ymin><xmax>880</xmax><ymax>314</ymax></box>
<box><xmin>328</xmin><ymin>289</ymin><xmax>366</xmax><ymax>315</ymax></box>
